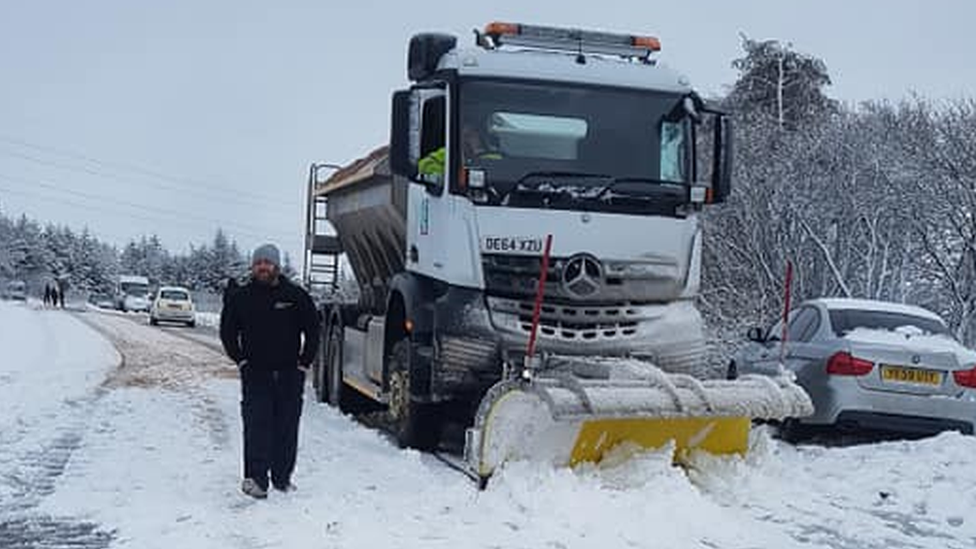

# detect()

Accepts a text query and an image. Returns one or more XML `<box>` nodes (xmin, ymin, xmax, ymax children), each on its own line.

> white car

<box><xmin>149</xmin><ymin>287</ymin><xmax>196</xmax><ymax>327</ymax></box>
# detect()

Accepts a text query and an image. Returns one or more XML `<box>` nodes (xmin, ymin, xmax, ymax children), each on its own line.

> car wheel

<box><xmin>186</xmin><ymin>321</ymin><xmax>196</xmax><ymax>328</ymax></box>
<box><xmin>778</xmin><ymin>419</ymin><xmax>811</xmax><ymax>444</ymax></box>
<box><xmin>149</xmin><ymin>317</ymin><xmax>158</xmax><ymax>326</ymax></box>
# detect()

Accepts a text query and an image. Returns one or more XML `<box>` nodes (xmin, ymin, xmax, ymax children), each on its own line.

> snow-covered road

<box><xmin>2</xmin><ymin>300</ymin><xmax>975</xmax><ymax>548</ymax></box>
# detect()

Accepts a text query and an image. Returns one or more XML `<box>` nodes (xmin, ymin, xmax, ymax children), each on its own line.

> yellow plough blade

<box><xmin>464</xmin><ymin>362</ymin><xmax>812</xmax><ymax>483</ymax></box>
<box><xmin>570</xmin><ymin>416</ymin><xmax>752</xmax><ymax>466</ymax></box>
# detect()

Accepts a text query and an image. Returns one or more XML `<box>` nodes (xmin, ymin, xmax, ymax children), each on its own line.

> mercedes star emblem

<box><xmin>562</xmin><ymin>255</ymin><xmax>603</xmax><ymax>297</ymax></box>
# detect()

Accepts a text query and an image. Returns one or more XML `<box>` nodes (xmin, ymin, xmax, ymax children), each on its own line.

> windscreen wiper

<box><xmin>516</xmin><ymin>171</ymin><xmax>613</xmax><ymax>186</ymax></box>
<box><xmin>594</xmin><ymin>177</ymin><xmax>686</xmax><ymax>201</ymax></box>
<box><xmin>502</xmin><ymin>172</ymin><xmax>613</xmax><ymax>204</ymax></box>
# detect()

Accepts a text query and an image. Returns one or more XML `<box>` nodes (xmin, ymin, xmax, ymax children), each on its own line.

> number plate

<box><xmin>880</xmin><ymin>366</ymin><xmax>943</xmax><ymax>386</ymax></box>
<box><xmin>481</xmin><ymin>236</ymin><xmax>544</xmax><ymax>255</ymax></box>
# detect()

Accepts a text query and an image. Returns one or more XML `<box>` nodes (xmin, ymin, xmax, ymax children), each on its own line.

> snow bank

<box><xmin>194</xmin><ymin>311</ymin><xmax>220</xmax><ymax>329</ymax></box>
<box><xmin>690</xmin><ymin>427</ymin><xmax>976</xmax><ymax>548</ymax></box>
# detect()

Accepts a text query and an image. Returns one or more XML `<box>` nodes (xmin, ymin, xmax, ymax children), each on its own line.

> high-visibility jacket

<box><xmin>417</xmin><ymin>147</ymin><xmax>502</xmax><ymax>180</ymax></box>
<box><xmin>418</xmin><ymin>147</ymin><xmax>446</xmax><ymax>176</ymax></box>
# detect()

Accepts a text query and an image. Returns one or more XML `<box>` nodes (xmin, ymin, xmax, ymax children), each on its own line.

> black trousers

<box><xmin>240</xmin><ymin>366</ymin><xmax>305</xmax><ymax>489</ymax></box>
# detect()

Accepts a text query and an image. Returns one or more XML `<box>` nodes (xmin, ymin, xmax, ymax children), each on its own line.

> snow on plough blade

<box><xmin>464</xmin><ymin>356</ymin><xmax>813</xmax><ymax>482</ymax></box>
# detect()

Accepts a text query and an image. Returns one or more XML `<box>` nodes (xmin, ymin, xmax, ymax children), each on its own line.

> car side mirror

<box><xmin>747</xmin><ymin>326</ymin><xmax>765</xmax><ymax>343</ymax></box>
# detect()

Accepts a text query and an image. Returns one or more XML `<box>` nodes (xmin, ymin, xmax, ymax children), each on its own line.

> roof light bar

<box><xmin>482</xmin><ymin>21</ymin><xmax>661</xmax><ymax>59</ymax></box>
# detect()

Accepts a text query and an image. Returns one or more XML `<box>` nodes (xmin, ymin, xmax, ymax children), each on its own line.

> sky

<box><xmin>0</xmin><ymin>0</ymin><xmax>972</xmax><ymax>263</ymax></box>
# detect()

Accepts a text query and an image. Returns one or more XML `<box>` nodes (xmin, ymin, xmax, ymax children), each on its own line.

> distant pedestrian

<box><xmin>43</xmin><ymin>285</ymin><xmax>52</xmax><ymax>307</ymax></box>
<box><xmin>50</xmin><ymin>286</ymin><xmax>59</xmax><ymax>308</ymax></box>
<box><xmin>219</xmin><ymin>244</ymin><xmax>320</xmax><ymax>500</ymax></box>
<box><xmin>57</xmin><ymin>284</ymin><xmax>65</xmax><ymax>308</ymax></box>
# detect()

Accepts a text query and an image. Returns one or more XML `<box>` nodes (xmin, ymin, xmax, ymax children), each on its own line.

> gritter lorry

<box><xmin>304</xmin><ymin>22</ymin><xmax>811</xmax><ymax>485</ymax></box>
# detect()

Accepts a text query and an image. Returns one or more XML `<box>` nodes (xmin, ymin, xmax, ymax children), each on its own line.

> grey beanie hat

<box><xmin>251</xmin><ymin>243</ymin><xmax>281</xmax><ymax>267</ymax></box>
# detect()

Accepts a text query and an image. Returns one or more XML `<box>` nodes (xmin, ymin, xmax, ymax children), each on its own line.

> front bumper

<box><xmin>153</xmin><ymin>309</ymin><xmax>195</xmax><ymax>322</ymax></box>
<box><xmin>124</xmin><ymin>299</ymin><xmax>150</xmax><ymax>311</ymax></box>
<box><xmin>801</xmin><ymin>376</ymin><xmax>976</xmax><ymax>433</ymax></box>
<box><xmin>429</xmin><ymin>287</ymin><xmax>708</xmax><ymax>398</ymax></box>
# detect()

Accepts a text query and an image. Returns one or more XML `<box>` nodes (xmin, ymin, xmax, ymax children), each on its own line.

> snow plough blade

<box><xmin>464</xmin><ymin>356</ymin><xmax>813</xmax><ymax>481</ymax></box>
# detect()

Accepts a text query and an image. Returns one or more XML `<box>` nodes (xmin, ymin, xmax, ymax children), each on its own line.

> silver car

<box><xmin>731</xmin><ymin>298</ymin><xmax>976</xmax><ymax>438</ymax></box>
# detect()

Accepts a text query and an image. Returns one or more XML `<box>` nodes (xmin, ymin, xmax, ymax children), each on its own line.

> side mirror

<box><xmin>408</xmin><ymin>33</ymin><xmax>456</xmax><ymax>81</ymax></box>
<box><xmin>389</xmin><ymin>90</ymin><xmax>414</xmax><ymax>179</ymax></box>
<box><xmin>711</xmin><ymin>114</ymin><xmax>733</xmax><ymax>203</ymax></box>
<box><xmin>747</xmin><ymin>326</ymin><xmax>765</xmax><ymax>343</ymax></box>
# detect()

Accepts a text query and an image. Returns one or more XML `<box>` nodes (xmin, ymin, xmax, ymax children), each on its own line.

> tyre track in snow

<box><xmin>68</xmin><ymin>311</ymin><xmax>271</xmax><ymax>548</ymax></box>
<box><xmin>0</xmin><ymin>308</ymin><xmax>237</xmax><ymax>549</ymax></box>
<box><xmin>74</xmin><ymin>311</ymin><xmax>239</xmax><ymax>462</ymax></box>
<box><xmin>0</xmin><ymin>308</ymin><xmax>117</xmax><ymax>549</ymax></box>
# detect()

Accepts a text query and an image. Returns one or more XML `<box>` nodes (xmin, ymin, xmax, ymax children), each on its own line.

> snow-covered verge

<box><xmin>4</xmin><ymin>304</ymin><xmax>976</xmax><ymax>548</ymax></box>
<box><xmin>0</xmin><ymin>301</ymin><xmax>119</xmax><ymax>494</ymax></box>
<box><xmin>0</xmin><ymin>300</ymin><xmax>120</xmax><ymax>546</ymax></box>
<box><xmin>194</xmin><ymin>310</ymin><xmax>220</xmax><ymax>329</ymax></box>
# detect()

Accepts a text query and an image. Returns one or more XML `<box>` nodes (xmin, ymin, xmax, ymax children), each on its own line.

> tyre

<box><xmin>186</xmin><ymin>320</ymin><xmax>196</xmax><ymax>328</ymax></box>
<box><xmin>778</xmin><ymin>419</ymin><xmax>811</xmax><ymax>444</ymax></box>
<box><xmin>325</xmin><ymin>322</ymin><xmax>356</xmax><ymax>413</ymax></box>
<box><xmin>149</xmin><ymin>317</ymin><xmax>158</xmax><ymax>326</ymax></box>
<box><xmin>387</xmin><ymin>338</ymin><xmax>441</xmax><ymax>450</ymax></box>
<box><xmin>312</xmin><ymin>324</ymin><xmax>328</xmax><ymax>403</ymax></box>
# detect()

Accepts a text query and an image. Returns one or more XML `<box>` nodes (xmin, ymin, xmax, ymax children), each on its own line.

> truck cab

<box><xmin>311</xmin><ymin>22</ymin><xmax>733</xmax><ymax>449</ymax></box>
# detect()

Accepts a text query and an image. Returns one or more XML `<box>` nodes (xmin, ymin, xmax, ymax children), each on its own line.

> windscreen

<box><xmin>121</xmin><ymin>283</ymin><xmax>149</xmax><ymax>296</ymax></box>
<box><xmin>160</xmin><ymin>290</ymin><xmax>188</xmax><ymax>301</ymax></box>
<box><xmin>829</xmin><ymin>309</ymin><xmax>949</xmax><ymax>337</ymax></box>
<box><xmin>459</xmin><ymin>79</ymin><xmax>693</xmax><ymax>214</ymax></box>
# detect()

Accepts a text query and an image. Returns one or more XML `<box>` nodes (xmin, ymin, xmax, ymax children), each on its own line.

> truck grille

<box><xmin>482</xmin><ymin>254</ymin><xmax>559</xmax><ymax>298</ymax></box>
<box><xmin>487</xmin><ymin>297</ymin><xmax>641</xmax><ymax>342</ymax></box>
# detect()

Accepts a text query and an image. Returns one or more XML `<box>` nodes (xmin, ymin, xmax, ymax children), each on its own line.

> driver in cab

<box><xmin>417</xmin><ymin>125</ymin><xmax>501</xmax><ymax>179</ymax></box>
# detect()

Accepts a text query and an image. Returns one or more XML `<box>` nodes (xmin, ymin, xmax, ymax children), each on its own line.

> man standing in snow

<box><xmin>219</xmin><ymin>244</ymin><xmax>320</xmax><ymax>499</ymax></box>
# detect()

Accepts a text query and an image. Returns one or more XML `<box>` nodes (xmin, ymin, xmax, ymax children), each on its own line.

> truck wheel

<box><xmin>312</xmin><ymin>325</ymin><xmax>327</xmax><ymax>403</ymax></box>
<box><xmin>388</xmin><ymin>338</ymin><xmax>440</xmax><ymax>451</ymax></box>
<box><xmin>325</xmin><ymin>322</ymin><xmax>364</xmax><ymax>414</ymax></box>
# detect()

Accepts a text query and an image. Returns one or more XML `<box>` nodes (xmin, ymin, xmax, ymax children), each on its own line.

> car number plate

<box><xmin>880</xmin><ymin>366</ymin><xmax>942</xmax><ymax>386</ymax></box>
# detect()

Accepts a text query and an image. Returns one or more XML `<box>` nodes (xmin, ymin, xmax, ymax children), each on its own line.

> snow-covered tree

<box><xmin>728</xmin><ymin>35</ymin><xmax>837</xmax><ymax>129</ymax></box>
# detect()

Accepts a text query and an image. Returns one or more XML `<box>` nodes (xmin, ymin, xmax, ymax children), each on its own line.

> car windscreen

<box><xmin>160</xmin><ymin>290</ymin><xmax>188</xmax><ymax>301</ymax></box>
<box><xmin>829</xmin><ymin>309</ymin><xmax>949</xmax><ymax>337</ymax></box>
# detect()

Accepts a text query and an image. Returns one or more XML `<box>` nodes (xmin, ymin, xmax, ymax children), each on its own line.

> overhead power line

<box><xmin>0</xmin><ymin>179</ymin><xmax>294</xmax><ymax>243</ymax></box>
<box><xmin>0</xmin><ymin>134</ymin><xmax>299</xmax><ymax>210</ymax></box>
<box><xmin>0</xmin><ymin>148</ymin><xmax>296</xmax><ymax>213</ymax></box>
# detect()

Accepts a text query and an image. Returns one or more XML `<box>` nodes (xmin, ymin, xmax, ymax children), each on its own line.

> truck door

<box><xmin>406</xmin><ymin>88</ymin><xmax>451</xmax><ymax>279</ymax></box>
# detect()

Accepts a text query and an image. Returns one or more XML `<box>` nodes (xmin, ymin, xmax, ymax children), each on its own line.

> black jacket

<box><xmin>220</xmin><ymin>277</ymin><xmax>320</xmax><ymax>370</ymax></box>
